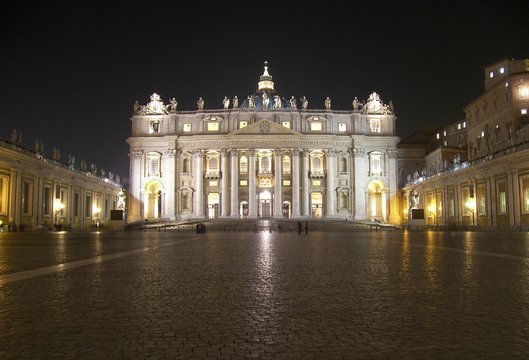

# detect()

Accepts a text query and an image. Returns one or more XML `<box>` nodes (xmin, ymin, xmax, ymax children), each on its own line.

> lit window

<box><xmin>443</xmin><ymin>140</ymin><xmax>447</xmax><ymax>146</ymax></box>
<box><xmin>489</xmin><ymin>71</ymin><xmax>494</xmax><ymax>78</ymax></box>
<box><xmin>207</xmin><ymin>122</ymin><xmax>219</xmax><ymax>131</ymax></box>
<box><xmin>436</xmin><ymin>133</ymin><xmax>440</xmax><ymax>139</ymax></box>
<box><xmin>239</xmin><ymin>156</ymin><xmax>248</xmax><ymax>174</ymax></box>
<box><xmin>519</xmin><ymin>87</ymin><xmax>529</xmax><ymax>99</ymax></box>
<box><xmin>369</xmin><ymin>119</ymin><xmax>380</xmax><ymax>133</ymax></box>
<box><xmin>505</xmin><ymin>82</ymin><xmax>509</xmax><ymax>88</ymax></box>
<box><xmin>499</xmin><ymin>191</ymin><xmax>507</xmax><ymax>214</ymax></box>
<box><xmin>259</xmin><ymin>178</ymin><xmax>271</xmax><ymax>187</ymax></box>
<box><xmin>499</xmin><ymin>67</ymin><xmax>505</xmax><ymax>74</ymax></box>
<box><xmin>282</xmin><ymin>121</ymin><xmax>290</xmax><ymax>128</ymax></box>
<box><xmin>149</xmin><ymin>121</ymin><xmax>160</xmax><ymax>134</ymax></box>
<box><xmin>525</xmin><ymin>186</ymin><xmax>529</xmax><ymax>213</ymax></box>
<box><xmin>481</xmin><ymin>131</ymin><xmax>485</xmax><ymax>137</ymax></box>
<box><xmin>260</xmin><ymin>156</ymin><xmax>271</xmax><ymax>173</ymax></box>
<box><xmin>463</xmin><ymin>122</ymin><xmax>467</xmax><ymax>128</ymax></box>
<box><xmin>458</xmin><ymin>123</ymin><xmax>461</xmax><ymax>130</ymax></box>
<box><xmin>183</xmin><ymin>123</ymin><xmax>191</xmax><ymax>132</ymax></box>
<box><xmin>209</xmin><ymin>180</ymin><xmax>218</xmax><ymax>187</ymax></box>
<box><xmin>240</xmin><ymin>180</ymin><xmax>247</xmax><ymax>186</ymax></box>
<box><xmin>282</xmin><ymin>180</ymin><xmax>291</xmax><ymax>186</ymax></box>
<box><xmin>369</xmin><ymin>153</ymin><xmax>382</xmax><ymax>176</ymax></box>
<box><xmin>147</xmin><ymin>153</ymin><xmax>160</xmax><ymax>177</ymax></box>
<box><xmin>282</xmin><ymin>156</ymin><xmax>291</xmax><ymax>174</ymax></box>
<box><xmin>311</xmin><ymin>122</ymin><xmax>322</xmax><ymax>131</ymax></box>
<box><xmin>240</xmin><ymin>121</ymin><xmax>247</xmax><ymax>128</ymax></box>
<box><xmin>443</xmin><ymin>130</ymin><xmax>447</xmax><ymax>136</ymax></box>
<box><xmin>312</xmin><ymin>180</ymin><xmax>321</xmax><ymax>186</ymax></box>
<box><xmin>338</xmin><ymin>123</ymin><xmax>346</xmax><ymax>132</ymax></box>
<box><xmin>522</xmin><ymin>108</ymin><xmax>528</xmax><ymax>115</ymax></box>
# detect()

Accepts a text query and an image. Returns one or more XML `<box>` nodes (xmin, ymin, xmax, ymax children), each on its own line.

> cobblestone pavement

<box><xmin>1</xmin><ymin>229</ymin><xmax>529</xmax><ymax>359</ymax></box>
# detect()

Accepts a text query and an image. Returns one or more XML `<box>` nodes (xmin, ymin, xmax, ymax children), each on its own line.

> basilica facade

<box><xmin>127</xmin><ymin>64</ymin><xmax>400</xmax><ymax>223</ymax></box>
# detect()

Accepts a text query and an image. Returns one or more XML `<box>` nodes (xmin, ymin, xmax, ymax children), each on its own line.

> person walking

<box><xmin>305</xmin><ymin>221</ymin><xmax>309</xmax><ymax>234</ymax></box>
<box><xmin>298</xmin><ymin>221</ymin><xmax>302</xmax><ymax>235</ymax></box>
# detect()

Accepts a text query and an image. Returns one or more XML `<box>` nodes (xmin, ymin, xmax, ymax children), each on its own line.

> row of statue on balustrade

<box><xmin>4</xmin><ymin>129</ymin><xmax>121</xmax><ymax>185</ymax></box>
<box><xmin>133</xmin><ymin>92</ymin><xmax>395</xmax><ymax>115</ymax></box>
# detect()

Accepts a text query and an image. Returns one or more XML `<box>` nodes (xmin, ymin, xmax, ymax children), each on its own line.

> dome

<box><xmin>240</xmin><ymin>62</ymin><xmax>291</xmax><ymax>110</ymax></box>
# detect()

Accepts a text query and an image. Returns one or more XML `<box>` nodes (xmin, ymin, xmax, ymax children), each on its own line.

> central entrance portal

<box><xmin>259</xmin><ymin>191</ymin><xmax>272</xmax><ymax>218</ymax></box>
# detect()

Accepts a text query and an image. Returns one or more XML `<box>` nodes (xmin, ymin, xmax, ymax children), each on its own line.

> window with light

<box><xmin>338</xmin><ymin>123</ymin><xmax>346</xmax><ymax>132</ymax></box>
<box><xmin>282</xmin><ymin>156</ymin><xmax>291</xmax><ymax>174</ymax></box>
<box><xmin>183</xmin><ymin>123</ymin><xmax>191</xmax><ymax>132</ymax></box>
<box><xmin>207</xmin><ymin>122</ymin><xmax>219</xmax><ymax>131</ymax></box>
<box><xmin>239</xmin><ymin>156</ymin><xmax>248</xmax><ymax>174</ymax></box>
<box><xmin>282</xmin><ymin>121</ymin><xmax>290</xmax><ymax>128</ymax></box>
<box><xmin>147</xmin><ymin>153</ymin><xmax>161</xmax><ymax>177</ymax></box>
<box><xmin>311</xmin><ymin>122</ymin><xmax>322</xmax><ymax>131</ymax></box>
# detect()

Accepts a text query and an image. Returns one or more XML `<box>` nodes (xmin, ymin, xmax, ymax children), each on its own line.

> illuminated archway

<box><xmin>367</xmin><ymin>180</ymin><xmax>386</xmax><ymax>221</ymax></box>
<box><xmin>144</xmin><ymin>180</ymin><xmax>163</xmax><ymax>220</ymax></box>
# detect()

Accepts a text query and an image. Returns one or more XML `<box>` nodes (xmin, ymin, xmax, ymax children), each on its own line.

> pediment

<box><xmin>229</xmin><ymin>119</ymin><xmax>300</xmax><ymax>136</ymax></box>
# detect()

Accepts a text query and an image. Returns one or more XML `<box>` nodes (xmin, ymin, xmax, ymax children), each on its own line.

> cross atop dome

<box><xmin>258</xmin><ymin>61</ymin><xmax>275</xmax><ymax>91</ymax></box>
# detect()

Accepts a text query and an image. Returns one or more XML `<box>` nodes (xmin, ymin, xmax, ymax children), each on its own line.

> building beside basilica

<box><xmin>401</xmin><ymin>58</ymin><xmax>529</xmax><ymax>228</ymax></box>
<box><xmin>0</xmin><ymin>134</ymin><xmax>123</xmax><ymax>231</ymax></box>
<box><xmin>127</xmin><ymin>64</ymin><xmax>401</xmax><ymax>223</ymax></box>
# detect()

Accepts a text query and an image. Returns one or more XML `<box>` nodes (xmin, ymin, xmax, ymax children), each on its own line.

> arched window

<box><xmin>208</xmin><ymin>157</ymin><xmax>219</xmax><ymax>172</ymax></box>
<box><xmin>260</xmin><ymin>156</ymin><xmax>271</xmax><ymax>173</ymax></box>
<box><xmin>182</xmin><ymin>157</ymin><xmax>190</xmax><ymax>173</ymax></box>
<box><xmin>339</xmin><ymin>157</ymin><xmax>347</xmax><ymax>173</ymax></box>
<box><xmin>240</xmin><ymin>156</ymin><xmax>248</xmax><ymax>174</ymax></box>
<box><xmin>282</xmin><ymin>156</ymin><xmax>291</xmax><ymax>175</ymax></box>
<box><xmin>312</xmin><ymin>156</ymin><xmax>322</xmax><ymax>172</ymax></box>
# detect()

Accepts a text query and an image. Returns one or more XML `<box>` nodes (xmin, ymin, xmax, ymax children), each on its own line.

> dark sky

<box><xmin>2</xmin><ymin>0</ymin><xmax>528</xmax><ymax>180</ymax></box>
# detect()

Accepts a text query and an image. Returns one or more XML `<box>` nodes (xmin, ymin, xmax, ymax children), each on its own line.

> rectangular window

<box><xmin>448</xmin><ymin>198</ymin><xmax>455</xmax><ymax>217</ymax></box>
<box><xmin>338</xmin><ymin>123</ymin><xmax>346</xmax><ymax>132</ymax></box>
<box><xmin>240</xmin><ymin>180</ymin><xmax>247</xmax><ymax>186</ymax></box>
<box><xmin>209</xmin><ymin>180</ymin><xmax>218</xmax><ymax>187</ymax></box>
<box><xmin>479</xmin><ymin>195</ymin><xmax>486</xmax><ymax>215</ymax></box>
<box><xmin>311</xmin><ymin>122</ymin><xmax>322</xmax><ymax>131</ymax></box>
<box><xmin>239</xmin><ymin>121</ymin><xmax>248</xmax><ymax>129</ymax></box>
<box><xmin>43</xmin><ymin>186</ymin><xmax>52</xmax><ymax>216</ymax></box>
<box><xmin>282</xmin><ymin>180</ymin><xmax>291</xmax><ymax>186</ymax></box>
<box><xmin>183</xmin><ymin>123</ymin><xmax>191</xmax><ymax>132</ymax></box>
<box><xmin>22</xmin><ymin>181</ymin><xmax>32</xmax><ymax>215</ymax></box>
<box><xmin>312</xmin><ymin>180</ymin><xmax>321</xmax><ymax>186</ymax></box>
<box><xmin>499</xmin><ymin>191</ymin><xmax>507</xmax><ymax>214</ymax></box>
<box><xmin>86</xmin><ymin>195</ymin><xmax>92</xmax><ymax>218</ymax></box>
<box><xmin>207</xmin><ymin>122</ymin><xmax>219</xmax><ymax>131</ymax></box>
<box><xmin>149</xmin><ymin>121</ymin><xmax>160</xmax><ymax>134</ymax></box>
<box><xmin>369</xmin><ymin>119</ymin><xmax>381</xmax><ymax>133</ymax></box>
<box><xmin>521</xmin><ymin>108</ymin><xmax>527</xmax><ymax>115</ymax></box>
<box><xmin>74</xmin><ymin>192</ymin><xmax>80</xmax><ymax>217</ymax></box>
<box><xmin>259</xmin><ymin>178</ymin><xmax>271</xmax><ymax>187</ymax></box>
<box><xmin>282</xmin><ymin>121</ymin><xmax>290</xmax><ymax>128</ymax></box>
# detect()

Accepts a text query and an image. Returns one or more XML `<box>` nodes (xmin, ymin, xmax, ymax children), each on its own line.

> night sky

<box><xmin>2</xmin><ymin>1</ymin><xmax>528</xmax><ymax>182</ymax></box>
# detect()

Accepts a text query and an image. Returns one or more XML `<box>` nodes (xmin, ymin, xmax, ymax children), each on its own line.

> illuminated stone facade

<box><xmin>402</xmin><ymin>58</ymin><xmax>529</xmax><ymax>228</ymax></box>
<box><xmin>0</xmin><ymin>136</ymin><xmax>123</xmax><ymax>231</ymax></box>
<box><xmin>127</xmin><ymin>64</ymin><xmax>400</xmax><ymax>223</ymax></box>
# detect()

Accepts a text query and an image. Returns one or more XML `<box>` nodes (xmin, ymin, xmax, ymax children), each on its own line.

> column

<box><xmin>348</xmin><ymin>148</ymin><xmax>355</xmax><ymax>220</ymax></box>
<box><xmin>248</xmin><ymin>149</ymin><xmax>257</xmax><ymax>218</ymax></box>
<box><xmin>273</xmin><ymin>149</ymin><xmax>282</xmax><ymax>218</ymax></box>
<box><xmin>353</xmin><ymin>148</ymin><xmax>367</xmax><ymax>220</ymax></box>
<box><xmin>220</xmin><ymin>150</ymin><xmax>230</xmax><ymax>217</ymax></box>
<box><xmin>230</xmin><ymin>150</ymin><xmax>239</xmax><ymax>218</ymax></box>
<box><xmin>512</xmin><ymin>170</ymin><xmax>520</xmax><ymax>226</ymax></box>
<box><xmin>387</xmin><ymin>149</ymin><xmax>400</xmax><ymax>224</ymax></box>
<box><xmin>193</xmin><ymin>150</ymin><xmax>204</xmax><ymax>218</ymax></box>
<box><xmin>163</xmin><ymin>149</ymin><xmax>176</xmax><ymax>220</ymax></box>
<box><xmin>301</xmin><ymin>149</ymin><xmax>309</xmax><ymax>217</ymax></box>
<box><xmin>489</xmin><ymin>176</ymin><xmax>497</xmax><ymax>227</ymax></box>
<box><xmin>129</xmin><ymin>149</ymin><xmax>143</xmax><ymax>223</ymax></box>
<box><xmin>507</xmin><ymin>172</ymin><xmax>514</xmax><ymax>226</ymax></box>
<box><xmin>291</xmin><ymin>149</ymin><xmax>301</xmax><ymax>217</ymax></box>
<box><xmin>326</xmin><ymin>149</ymin><xmax>337</xmax><ymax>217</ymax></box>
